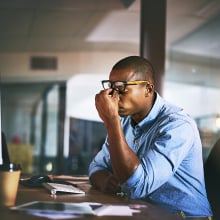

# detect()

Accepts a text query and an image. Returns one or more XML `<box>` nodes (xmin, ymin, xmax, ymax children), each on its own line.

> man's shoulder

<box><xmin>153</xmin><ymin>95</ymin><xmax>196</xmax><ymax>128</ymax></box>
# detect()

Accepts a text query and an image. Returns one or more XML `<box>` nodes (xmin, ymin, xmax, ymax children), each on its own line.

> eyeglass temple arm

<box><xmin>126</xmin><ymin>80</ymin><xmax>150</xmax><ymax>85</ymax></box>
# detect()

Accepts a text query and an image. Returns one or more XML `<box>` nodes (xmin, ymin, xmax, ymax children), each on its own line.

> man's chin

<box><xmin>118</xmin><ymin>108</ymin><xmax>128</xmax><ymax>117</ymax></box>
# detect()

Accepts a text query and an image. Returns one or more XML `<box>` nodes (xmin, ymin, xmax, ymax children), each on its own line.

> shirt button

<box><xmin>134</xmin><ymin>139</ymin><xmax>139</xmax><ymax>144</ymax></box>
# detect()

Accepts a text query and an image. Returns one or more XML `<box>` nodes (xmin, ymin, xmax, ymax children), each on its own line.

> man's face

<box><xmin>109</xmin><ymin>68</ymin><xmax>153</xmax><ymax>122</ymax></box>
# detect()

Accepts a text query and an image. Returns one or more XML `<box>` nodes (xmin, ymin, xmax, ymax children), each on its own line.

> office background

<box><xmin>1</xmin><ymin>0</ymin><xmax>220</xmax><ymax>174</ymax></box>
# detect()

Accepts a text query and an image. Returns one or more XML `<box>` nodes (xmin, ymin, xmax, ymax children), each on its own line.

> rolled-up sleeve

<box><xmin>88</xmin><ymin>139</ymin><xmax>112</xmax><ymax>176</ymax></box>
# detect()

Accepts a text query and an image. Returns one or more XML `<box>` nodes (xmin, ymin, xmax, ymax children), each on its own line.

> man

<box><xmin>88</xmin><ymin>56</ymin><xmax>212</xmax><ymax>219</ymax></box>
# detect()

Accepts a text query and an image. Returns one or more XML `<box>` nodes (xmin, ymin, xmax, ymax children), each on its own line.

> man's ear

<box><xmin>145</xmin><ymin>84</ymin><xmax>154</xmax><ymax>96</ymax></box>
<box><xmin>145</xmin><ymin>88</ymin><xmax>150</xmax><ymax>97</ymax></box>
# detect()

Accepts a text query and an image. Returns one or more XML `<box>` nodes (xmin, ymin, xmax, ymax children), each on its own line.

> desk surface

<box><xmin>1</xmin><ymin>176</ymin><xmax>182</xmax><ymax>220</ymax></box>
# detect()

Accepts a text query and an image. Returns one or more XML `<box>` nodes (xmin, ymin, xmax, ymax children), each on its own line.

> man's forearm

<box><xmin>106</xmin><ymin>118</ymin><xmax>140</xmax><ymax>183</ymax></box>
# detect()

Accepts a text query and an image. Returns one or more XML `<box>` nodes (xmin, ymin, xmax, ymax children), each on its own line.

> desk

<box><xmin>0</xmin><ymin>176</ymin><xmax>182</xmax><ymax>220</ymax></box>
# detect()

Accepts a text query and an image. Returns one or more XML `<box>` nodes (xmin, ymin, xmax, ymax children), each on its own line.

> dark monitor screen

<box><xmin>1</xmin><ymin>132</ymin><xmax>10</xmax><ymax>164</ymax></box>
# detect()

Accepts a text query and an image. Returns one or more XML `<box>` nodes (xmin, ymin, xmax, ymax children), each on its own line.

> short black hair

<box><xmin>112</xmin><ymin>56</ymin><xmax>155</xmax><ymax>83</ymax></box>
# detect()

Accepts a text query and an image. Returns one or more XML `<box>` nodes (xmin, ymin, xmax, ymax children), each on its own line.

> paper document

<box><xmin>94</xmin><ymin>204</ymin><xmax>140</xmax><ymax>216</ymax></box>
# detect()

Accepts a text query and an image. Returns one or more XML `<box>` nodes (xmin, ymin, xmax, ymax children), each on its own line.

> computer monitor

<box><xmin>1</xmin><ymin>92</ymin><xmax>11</xmax><ymax>164</ymax></box>
<box><xmin>0</xmin><ymin>92</ymin><xmax>2</xmax><ymax>164</ymax></box>
<box><xmin>1</xmin><ymin>132</ymin><xmax>10</xmax><ymax>164</ymax></box>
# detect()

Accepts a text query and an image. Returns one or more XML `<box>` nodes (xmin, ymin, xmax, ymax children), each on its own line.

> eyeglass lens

<box><xmin>102</xmin><ymin>81</ymin><xmax>126</xmax><ymax>93</ymax></box>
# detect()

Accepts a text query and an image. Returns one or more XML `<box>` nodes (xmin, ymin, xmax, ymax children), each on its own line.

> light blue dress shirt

<box><xmin>88</xmin><ymin>92</ymin><xmax>213</xmax><ymax>218</ymax></box>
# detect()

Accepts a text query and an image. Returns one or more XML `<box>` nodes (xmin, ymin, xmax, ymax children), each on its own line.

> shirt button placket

<box><xmin>133</xmin><ymin>127</ymin><xmax>141</xmax><ymax>146</ymax></box>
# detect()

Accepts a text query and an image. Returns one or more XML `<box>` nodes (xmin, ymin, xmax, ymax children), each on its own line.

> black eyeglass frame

<box><xmin>101</xmin><ymin>80</ymin><xmax>150</xmax><ymax>94</ymax></box>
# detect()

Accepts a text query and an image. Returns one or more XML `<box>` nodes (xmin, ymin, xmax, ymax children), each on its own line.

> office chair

<box><xmin>204</xmin><ymin>138</ymin><xmax>220</xmax><ymax>220</ymax></box>
<box><xmin>1</xmin><ymin>132</ymin><xmax>10</xmax><ymax>164</ymax></box>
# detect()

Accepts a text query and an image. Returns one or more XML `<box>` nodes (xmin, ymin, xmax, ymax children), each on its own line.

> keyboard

<box><xmin>42</xmin><ymin>182</ymin><xmax>85</xmax><ymax>195</ymax></box>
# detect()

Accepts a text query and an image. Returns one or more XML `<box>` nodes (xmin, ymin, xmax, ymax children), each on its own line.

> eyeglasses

<box><xmin>101</xmin><ymin>80</ymin><xmax>150</xmax><ymax>94</ymax></box>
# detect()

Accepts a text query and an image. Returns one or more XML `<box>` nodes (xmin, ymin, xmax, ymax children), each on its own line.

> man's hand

<box><xmin>90</xmin><ymin>170</ymin><xmax>120</xmax><ymax>194</ymax></box>
<box><xmin>95</xmin><ymin>89</ymin><xmax>119</xmax><ymax>123</ymax></box>
<box><xmin>101</xmin><ymin>174</ymin><xmax>120</xmax><ymax>193</ymax></box>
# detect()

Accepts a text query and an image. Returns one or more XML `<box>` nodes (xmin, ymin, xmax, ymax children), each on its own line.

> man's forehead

<box><xmin>110</xmin><ymin>68</ymin><xmax>136</xmax><ymax>80</ymax></box>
